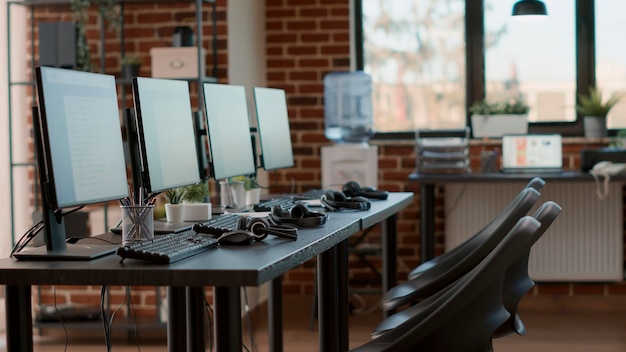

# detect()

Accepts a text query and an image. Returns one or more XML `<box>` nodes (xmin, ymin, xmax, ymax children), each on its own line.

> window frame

<box><xmin>356</xmin><ymin>0</ymin><xmax>602</xmax><ymax>140</ymax></box>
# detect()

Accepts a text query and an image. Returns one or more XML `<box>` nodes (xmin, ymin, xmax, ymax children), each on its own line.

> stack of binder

<box><xmin>415</xmin><ymin>128</ymin><xmax>470</xmax><ymax>174</ymax></box>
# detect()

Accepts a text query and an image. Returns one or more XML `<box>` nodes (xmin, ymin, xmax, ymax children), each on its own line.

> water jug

<box><xmin>324</xmin><ymin>71</ymin><xmax>374</xmax><ymax>143</ymax></box>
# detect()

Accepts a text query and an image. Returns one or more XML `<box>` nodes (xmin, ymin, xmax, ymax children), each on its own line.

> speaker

<box><xmin>320</xmin><ymin>190</ymin><xmax>371</xmax><ymax>211</ymax></box>
<box><xmin>38</xmin><ymin>22</ymin><xmax>77</xmax><ymax>69</ymax></box>
<box><xmin>342</xmin><ymin>181</ymin><xmax>389</xmax><ymax>200</ymax></box>
<box><xmin>269</xmin><ymin>204</ymin><xmax>328</xmax><ymax>228</ymax></box>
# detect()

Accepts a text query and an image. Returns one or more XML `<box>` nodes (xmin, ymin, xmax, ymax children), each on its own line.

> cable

<box><xmin>101</xmin><ymin>286</ymin><xmax>112</xmax><ymax>352</ymax></box>
<box><xmin>243</xmin><ymin>287</ymin><xmax>256</xmax><ymax>352</ymax></box>
<box><xmin>10</xmin><ymin>220</ymin><xmax>44</xmax><ymax>257</ymax></box>
<box><xmin>204</xmin><ymin>299</ymin><xmax>214</xmax><ymax>352</ymax></box>
<box><xmin>126</xmin><ymin>286</ymin><xmax>141</xmax><ymax>352</ymax></box>
<box><xmin>52</xmin><ymin>285</ymin><xmax>69</xmax><ymax>352</ymax></box>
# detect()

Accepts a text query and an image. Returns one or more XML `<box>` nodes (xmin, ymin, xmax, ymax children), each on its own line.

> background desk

<box><xmin>409</xmin><ymin>171</ymin><xmax>623</xmax><ymax>262</ymax></box>
<box><xmin>0</xmin><ymin>192</ymin><xmax>413</xmax><ymax>352</ymax></box>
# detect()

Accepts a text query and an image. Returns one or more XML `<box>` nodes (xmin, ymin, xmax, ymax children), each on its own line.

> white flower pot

<box><xmin>164</xmin><ymin>203</ymin><xmax>184</xmax><ymax>223</ymax></box>
<box><xmin>583</xmin><ymin>115</ymin><xmax>607</xmax><ymax>138</ymax></box>
<box><xmin>471</xmin><ymin>114</ymin><xmax>528</xmax><ymax>138</ymax></box>
<box><xmin>245</xmin><ymin>188</ymin><xmax>262</xmax><ymax>206</ymax></box>
<box><xmin>182</xmin><ymin>203</ymin><xmax>212</xmax><ymax>222</ymax></box>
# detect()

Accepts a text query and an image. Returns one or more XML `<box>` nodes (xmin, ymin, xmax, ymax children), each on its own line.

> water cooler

<box><xmin>321</xmin><ymin>71</ymin><xmax>378</xmax><ymax>190</ymax></box>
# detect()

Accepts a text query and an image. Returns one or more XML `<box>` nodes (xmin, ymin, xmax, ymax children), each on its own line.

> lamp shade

<box><xmin>512</xmin><ymin>0</ymin><xmax>548</xmax><ymax>16</ymax></box>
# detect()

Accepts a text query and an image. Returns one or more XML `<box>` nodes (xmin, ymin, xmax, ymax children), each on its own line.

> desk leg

<box><xmin>318</xmin><ymin>246</ymin><xmax>339</xmax><ymax>352</ymax></box>
<box><xmin>6</xmin><ymin>285</ymin><xmax>33</xmax><ymax>352</ymax></box>
<box><xmin>167</xmin><ymin>287</ymin><xmax>188</xmax><ymax>352</ymax></box>
<box><xmin>187</xmin><ymin>287</ymin><xmax>206</xmax><ymax>352</ymax></box>
<box><xmin>214</xmin><ymin>286</ymin><xmax>242</xmax><ymax>352</ymax></box>
<box><xmin>420</xmin><ymin>183</ymin><xmax>436</xmax><ymax>262</ymax></box>
<box><xmin>269</xmin><ymin>276</ymin><xmax>283</xmax><ymax>352</ymax></box>
<box><xmin>381</xmin><ymin>213</ymin><xmax>398</xmax><ymax>317</ymax></box>
<box><xmin>337</xmin><ymin>239</ymin><xmax>350</xmax><ymax>352</ymax></box>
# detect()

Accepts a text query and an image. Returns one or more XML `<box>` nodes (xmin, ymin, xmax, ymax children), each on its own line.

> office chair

<box><xmin>381</xmin><ymin>181</ymin><xmax>543</xmax><ymax>313</ymax></box>
<box><xmin>372</xmin><ymin>201</ymin><xmax>562</xmax><ymax>342</ymax></box>
<box><xmin>351</xmin><ymin>216</ymin><xmax>549</xmax><ymax>352</ymax></box>
<box><xmin>408</xmin><ymin>176</ymin><xmax>546</xmax><ymax>280</ymax></box>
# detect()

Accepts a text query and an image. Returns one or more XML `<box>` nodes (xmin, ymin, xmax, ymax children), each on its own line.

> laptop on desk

<box><xmin>501</xmin><ymin>134</ymin><xmax>563</xmax><ymax>174</ymax></box>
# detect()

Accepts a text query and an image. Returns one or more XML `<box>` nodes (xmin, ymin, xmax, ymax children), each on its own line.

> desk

<box><xmin>0</xmin><ymin>192</ymin><xmax>413</xmax><ymax>352</ymax></box>
<box><xmin>409</xmin><ymin>171</ymin><xmax>623</xmax><ymax>263</ymax></box>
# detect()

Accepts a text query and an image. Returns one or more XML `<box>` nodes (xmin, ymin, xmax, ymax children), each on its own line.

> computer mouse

<box><xmin>217</xmin><ymin>230</ymin><xmax>255</xmax><ymax>245</ymax></box>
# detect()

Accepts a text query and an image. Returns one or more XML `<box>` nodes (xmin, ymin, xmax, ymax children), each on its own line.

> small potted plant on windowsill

<box><xmin>469</xmin><ymin>99</ymin><xmax>530</xmax><ymax>138</ymax></box>
<box><xmin>121</xmin><ymin>55</ymin><xmax>143</xmax><ymax>79</ymax></box>
<box><xmin>576</xmin><ymin>87</ymin><xmax>622</xmax><ymax>138</ymax></box>
<box><xmin>180</xmin><ymin>182</ymin><xmax>212</xmax><ymax>222</ymax></box>
<box><xmin>164</xmin><ymin>188</ymin><xmax>186</xmax><ymax>223</ymax></box>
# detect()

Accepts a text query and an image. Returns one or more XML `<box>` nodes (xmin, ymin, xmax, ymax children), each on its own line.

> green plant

<box><xmin>164</xmin><ymin>188</ymin><xmax>186</xmax><ymax>204</ymax></box>
<box><xmin>70</xmin><ymin>0</ymin><xmax>120</xmax><ymax>71</ymax></box>
<box><xmin>575</xmin><ymin>87</ymin><xmax>621</xmax><ymax>117</ymax></box>
<box><xmin>244</xmin><ymin>176</ymin><xmax>260</xmax><ymax>191</ymax></box>
<box><xmin>121</xmin><ymin>55</ymin><xmax>143</xmax><ymax>66</ymax></box>
<box><xmin>181</xmin><ymin>182</ymin><xmax>210</xmax><ymax>203</ymax></box>
<box><xmin>469</xmin><ymin>99</ymin><xmax>529</xmax><ymax>115</ymax></box>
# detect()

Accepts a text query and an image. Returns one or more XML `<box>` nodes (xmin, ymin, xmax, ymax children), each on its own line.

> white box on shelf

<box><xmin>150</xmin><ymin>47</ymin><xmax>206</xmax><ymax>79</ymax></box>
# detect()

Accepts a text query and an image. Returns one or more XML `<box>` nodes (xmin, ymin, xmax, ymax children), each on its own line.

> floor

<box><xmin>3</xmin><ymin>294</ymin><xmax>626</xmax><ymax>351</ymax></box>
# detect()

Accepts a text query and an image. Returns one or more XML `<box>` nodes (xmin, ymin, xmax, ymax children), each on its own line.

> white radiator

<box><xmin>444</xmin><ymin>181</ymin><xmax>623</xmax><ymax>281</ymax></box>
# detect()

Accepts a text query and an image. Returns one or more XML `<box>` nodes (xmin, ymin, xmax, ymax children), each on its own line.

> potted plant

<box><xmin>575</xmin><ymin>87</ymin><xmax>621</xmax><ymax>138</ymax></box>
<box><xmin>180</xmin><ymin>182</ymin><xmax>212</xmax><ymax>221</ymax></box>
<box><xmin>469</xmin><ymin>99</ymin><xmax>530</xmax><ymax>138</ymax></box>
<box><xmin>121</xmin><ymin>55</ymin><xmax>143</xmax><ymax>78</ymax></box>
<box><xmin>244</xmin><ymin>175</ymin><xmax>262</xmax><ymax>206</ymax></box>
<box><xmin>164</xmin><ymin>188</ymin><xmax>186</xmax><ymax>223</ymax></box>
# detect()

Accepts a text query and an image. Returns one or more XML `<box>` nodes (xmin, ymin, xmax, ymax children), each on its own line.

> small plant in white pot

<box><xmin>244</xmin><ymin>176</ymin><xmax>262</xmax><ymax>207</ymax></box>
<box><xmin>469</xmin><ymin>99</ymin><xmax>529</xmax><ymax>138</ymax></box>
<box><xmin>180</xmin><ymin>182</ymin><xmax>212</xmax><ymax>222</ymax></box>
<box><xmin>164</xmin><ymin>188</ymin><xmax>186</xmax><ymax>223</ymax></box>
<box><xmin>575</xmin><ymin>87</ymin><xmax>621</xmax><ymax>138</ymax></box>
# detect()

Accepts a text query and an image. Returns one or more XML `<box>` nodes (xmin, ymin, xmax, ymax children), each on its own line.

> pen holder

<box><xmin>121</xmin><ymin>205</ymin><xmax>155</xmax><ymax>245</ymax></box>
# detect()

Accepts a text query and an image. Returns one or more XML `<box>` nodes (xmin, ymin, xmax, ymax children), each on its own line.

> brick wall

<box><xmin>29</xmin><ymin>0</ymin><xmax>626</xmax><ymax>319</ymax></box>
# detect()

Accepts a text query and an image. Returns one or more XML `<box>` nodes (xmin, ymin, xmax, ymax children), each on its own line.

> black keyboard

<box><xmin>253</xmin><ymin>198</ymin><xmax>301</xmax><ymax>212</ymax></box>
<box><xmin>192</xmin><ymin>213</ymin><xmax>242</xmax><ymax>236</ymax></box>
<box><xmin>116</xmin><ymin>232</ymin><xmax>219</xmax><ymax>264</ymax></box>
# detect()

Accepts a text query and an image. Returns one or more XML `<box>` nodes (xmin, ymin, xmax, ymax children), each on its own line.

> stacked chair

<box><xmin>350</xmin><ymin>177</ymin><xmax>562</xmax><ymax>352</ymax></box>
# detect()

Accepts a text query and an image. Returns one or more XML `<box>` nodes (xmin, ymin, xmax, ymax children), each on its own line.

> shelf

<box><xmin>9</xmin><ymin>0</ymin><xmax>215</xmax><ymax>6</ymax></box>
<box><xmin>115</xmin><ymin>76</ymin><xmax>218</xmax><ymax>85</ymax></box>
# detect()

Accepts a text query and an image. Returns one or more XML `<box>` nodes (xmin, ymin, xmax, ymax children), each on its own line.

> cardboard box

<box><xmin>150</xmin><ymin>47</ymin><xmax>206</xmax><ymax>79</ymax></box>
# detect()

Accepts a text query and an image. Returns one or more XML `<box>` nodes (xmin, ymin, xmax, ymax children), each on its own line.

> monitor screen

<box><xmin>203</xmin><ymin>83</ymin><xmax>256</xmax><ymax>180</ymax></box>
<box><xmin>18</xmin><ymin>66</ymin><xmax>128</xmax><ymax>260</ymax></box>
<box><xmin>132</xmin><ymin>77</ymin><xmax>201</xmax><ymax>194</ymax></box>
<box><xmin>253</xmin><ymin>87</ymin><xmax>295</xmax><ymax>171</ymax></box>
<box><xmin>36</xmin><ymin>66</ymin><xmax>129</xmax><ymax>209</ymax></box>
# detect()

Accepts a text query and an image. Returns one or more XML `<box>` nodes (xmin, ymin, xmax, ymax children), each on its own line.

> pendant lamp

<box><xmin>512</xmin><ymin>0</ymin><xmax>548</xmax><ymax>17</ymax></box>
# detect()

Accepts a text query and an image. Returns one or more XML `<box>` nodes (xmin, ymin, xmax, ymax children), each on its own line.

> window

<box><xmin>485</xmin><ymin>1</ymin><xmax>576</xmax><ymax>123</ymax></box>
<box><xmin>361</xmin><ymin>0</ymin><xmax>466</xmax><ymax>132</ymax></box>
<box><xmin>357</xmin><ymin>0</ymin><xmax>611</xmax><ymax>137</ymax></box>
<box><xmin>595</xmin><ymin>1</ymin><xmax>626</xmax><ymax>129</ymax></box>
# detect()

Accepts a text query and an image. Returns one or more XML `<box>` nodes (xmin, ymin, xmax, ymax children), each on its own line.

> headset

<box><xmin>194</xmin><ymin>216</ymin><xmax>297</xmax><ymax>245</ymax></box>
<box><xmin>320</xmin><ymin>190</ymin><xmax>371</xmax><ymax>211</ymax></box>
<box><xmin>269</xmin><ymin>204</ymin><xmax>328</xmax><ymax>228</ymax></box>
<box><xmin>342</xmin><ymin>181</ymin><xmax>389</xmax><ymax>200</ymax></box>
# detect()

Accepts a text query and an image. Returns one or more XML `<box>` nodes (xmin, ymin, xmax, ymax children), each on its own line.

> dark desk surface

<box><xmin>0</xmin><ymin>218</ymin><xmax>360</xmax><ymax>288</ymax></box>
<box><xmin>409</xmin><ymin>171</ymin><xmax>606</xmax><ymax>183</ymax></box>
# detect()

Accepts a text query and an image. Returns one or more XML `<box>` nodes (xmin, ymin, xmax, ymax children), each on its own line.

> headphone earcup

<box><xmin>333</xmin><ymin>191</ymin><xmax>347</xmax><ymax>202</ymax></box>
<box><xmin>289</xmin><ymin>203</ymin><xmax>310</xmax><ymax>218</ymax></box>
<box><xmin>342</xmin><ymin>181</ymin><xmax>362</xmax><ymax>197</ymax></box>
<box><xmin>351</xmin><ymin>196</ymin><xmax>371</xmax><ymax>210</ymax></box>
<box><xmin>248</xmin><ymin>217</ymin><xmax>270</xmax><ymax>241</ymax></box>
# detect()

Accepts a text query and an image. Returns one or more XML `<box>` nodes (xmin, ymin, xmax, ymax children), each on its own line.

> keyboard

<box><xmin>116</xmin><ymin>231</ymin><xmax>219</xmax><ymax>264</ymax></box>
<box><xmin>253</xmin><ymin>197</ymin><xmax>301</xmax><ymax>212</ymax></box>
<box><xmin>115</xmin><ymin>213</ymin><xmax>244</xmax><ymax>263</ymax></box>
<box><xmin>192</xmin><ymin>213</ymin><xmax>242</xmax><ymax>236</ymax></box>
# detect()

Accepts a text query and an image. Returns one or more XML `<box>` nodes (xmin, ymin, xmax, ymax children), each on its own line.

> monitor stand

<box><xmin>12</xmin><ymin>244</ymin><xmax>119</xmax><ymax>261</ymax></box>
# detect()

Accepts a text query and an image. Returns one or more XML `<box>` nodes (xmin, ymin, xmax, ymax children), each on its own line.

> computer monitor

<box><xmin>131</xmin><ymin>77</ymin><xmax>202</xmax><ymax>199</ymax></box>
<box><xmin>15</xmin><ymin>66</ymin><xmax>129</xmax><ymax>260</ymax></box>
<box><xmin>202</xmin><ymin>83</ymin><xmax>256</xmax><ymax>180</ymax></box>
<box><xmin>253</xmin><ymin>87</ymin><xmax>295</xmax><ymax>171</ymax></box>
